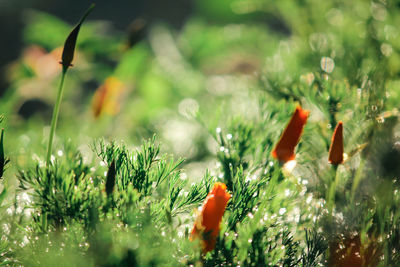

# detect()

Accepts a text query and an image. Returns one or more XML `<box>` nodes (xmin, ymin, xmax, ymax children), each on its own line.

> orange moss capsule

<box><xmin>328</xmin><ymin>121</ymin><xmax>343</xmax><ymax>165</ymax></box>
<box><xmin>92</xmin><ymin>77</ymin><xmax>125</xmax><ymax>118</ymax></box>
<box><xmin>272</xmin><ymin>106</ymin><xmax>309</xmax><ymax>162</ymax></box>
<box><xmin>190</xmin><ymin>182</ymin><xmax>231</xmax><ymax>253</ymax></box>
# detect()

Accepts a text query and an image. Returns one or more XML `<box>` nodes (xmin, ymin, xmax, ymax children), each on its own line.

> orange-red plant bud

<box><xmin>190</xmin><ymin>182</ymin><xmax>231</xmax><ymax>253</ymax></box>
<box><xmin>92</xmin><ymin>77</ymin><xmax>125</xmax><ymax>118</ymax></box>
<box><xmin>328</xmin><ymin>121</ymin><xmax>343</xmax><ymax>165</ymax></box>
<box><xmin>272</xmin><ymin>106</ymin><xmax>309</xmax><ymax>162</ymax></box>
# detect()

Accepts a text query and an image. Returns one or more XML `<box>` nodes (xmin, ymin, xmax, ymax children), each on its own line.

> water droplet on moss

<box><xmin>320</xmin><ymin>57</ymin><xmax>335</xmax><ymax>73</ymax></box>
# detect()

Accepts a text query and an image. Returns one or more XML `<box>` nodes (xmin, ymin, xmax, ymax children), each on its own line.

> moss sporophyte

<box><xmin>0</xmin><ymin>129</ymin><xmax>5</xmax><ymax>178</ymax></box>
<box><xmin>190</xmin><ymin>182</ymin><xmax>231</xmax><ymax>253</ymax></box>
<box><xmin>328</xmin><ymin>121</ymin><xmax>344</xmax><ymax>165</ymax></box>
<box><xmin>271</xmin><ymin>106</ymin><xmax>309</xmax><ymax>163</ymax></box>
<box><xmin>60</xmin><ymin>4</ymin><xmax>95</xmax><ymax>70</ymax></box>
<box><xmin>92</xmin><ymin>77</ymin><xmax>125</xmax><ymax>118</ymax></box>
<box><xmin>46</xmin><ymin>4</ymin><xmax>94</xmax><ymax>166</ymax></box>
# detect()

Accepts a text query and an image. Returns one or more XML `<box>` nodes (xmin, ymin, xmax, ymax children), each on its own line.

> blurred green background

<box><xmin>0</xmin><ymin>0</ymin><xmax>292</xmax><ymax>170</ymax></box>
<box><xmin>0</xmin><ymin>0</ymin><xmax>193</xmax><ymax>93</ymax></box>
<box><xmin>3</xmin><ymin>0</ymin><xmax>400</xmax><ymax>178</ymax></box>
<box><xmin>3</xmin><ymin>0</ymin><xmax>400</xmax><ymax>265</ymax></box>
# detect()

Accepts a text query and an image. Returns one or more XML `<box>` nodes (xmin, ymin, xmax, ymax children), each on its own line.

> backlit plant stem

<box><xmin>45</xmin><ymin>4</ymin><xmax>94</xmax><ymax>167</ymax></box>
<box><xmin>351</xmin><ymin>158</ymin><xmax>366</xmax><ymax>203</ymax></box>
<box><xmin>46</xmin><ymin>66</ymin><xmax>67</xmax><ymax>166</ymax></box>
<box><xmin>327</xmin><ymin>165</ymin><xmax>339</xmax><ymax>215</ymax></box>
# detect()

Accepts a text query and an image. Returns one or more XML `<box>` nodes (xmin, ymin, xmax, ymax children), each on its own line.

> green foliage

<box><xmin>3</xmin><ymin>0</ymin><xmax>400</xmax><ymax>265</ymax></box>
<box><xmin>18</xmin><ymin>149</ymin><xmax>96</xmax><ymax>231</ymax></box>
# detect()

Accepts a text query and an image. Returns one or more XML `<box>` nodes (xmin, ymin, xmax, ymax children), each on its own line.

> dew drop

<box><xmin>279</xmin><ymin>208</ymin><xmax>287</xmax><ymax>215</ymax></box>
<box><xmin>371</xmin><ymin>2</ymin><xmax>387</xmax><ymax>21</ymax></box>
<box><xmin>309</xmin><ymin>33</ymin><xmax>327</xmax><ymax>52</ymax></box>
<box><xmin>320</xmin><ymin>57</ymin><xmax>335</xmax><ymax>73</ymax></box>
<box><xmin>381</xmin><ymin>43</ymin><xmax>393</xmax><ymax>57</ymax></box>
<box><xmin>326</xmin><ymin>8</ymin><xmax>343</xmax><ymax>26</ymax></box>
<box><xmin>284</xmin><ymin>189</ymin><xmax>291</xmax><ymax>197</ymax></box>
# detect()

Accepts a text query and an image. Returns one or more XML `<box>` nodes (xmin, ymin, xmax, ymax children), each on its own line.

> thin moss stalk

<box><xmin>45</xmin><ymin>4</ymin><xmax>94</xmax><ymax>166</ymax></box>
<box><xmin>327</xmin><ymin>164</ymin><xmax>339</xmax><ymax>215</ymax></box>
<box><xmin>46</xmin><ymin>66</ymin><xmax>67</xmax><ymax>166</ymax></box>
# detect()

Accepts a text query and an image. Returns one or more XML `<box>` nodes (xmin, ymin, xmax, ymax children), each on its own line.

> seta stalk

<box><xmin>46</xmin><ymin>4</ymin><xmax>95</xmax><ymax>166</ymax></box>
